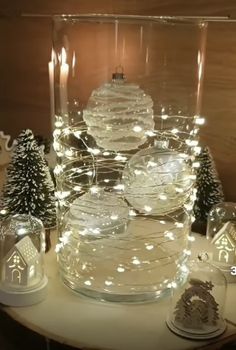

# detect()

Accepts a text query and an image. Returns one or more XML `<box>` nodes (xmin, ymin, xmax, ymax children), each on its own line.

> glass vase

<box><xmin>52</xmin><ymin>15</ymin><xmax>207</xmax><ymax>302</ymax></box>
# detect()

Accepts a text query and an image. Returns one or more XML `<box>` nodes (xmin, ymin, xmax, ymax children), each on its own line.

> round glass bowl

<box><xmin>57</xmin><ymin>206</ymin><xmax>191</xmax><ymax>302</ymax></box>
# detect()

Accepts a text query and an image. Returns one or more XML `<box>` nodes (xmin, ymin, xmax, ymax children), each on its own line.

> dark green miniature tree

<box><xmin>193</xmin><ymin>146</ymin><xmax>224</xmax><ymax>223</ymax></box>
<box><xmin>2</xmin><ymin>129</ymin><xmax>56</xmax><ymax>229</ymax></box>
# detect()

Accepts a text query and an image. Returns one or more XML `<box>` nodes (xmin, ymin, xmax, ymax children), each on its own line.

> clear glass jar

<box><xmin>166</xmin><ymin>256</ymin><xmax>227</xmax><ymax>339</ymax></box>
<box><xmin>58</xmin><ymin>206</ymin><xmax>191</xmax><ymax>301</ymax></box>
<box><xmin>52</xmin><ymin>15</ymin><xmax>207</xmax><ymax>302</ymax></box>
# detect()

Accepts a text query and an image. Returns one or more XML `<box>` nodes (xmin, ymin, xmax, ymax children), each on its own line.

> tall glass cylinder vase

<box><xmin>52</xmin><ymin>15</ymin><xmax>207</xmax><ymax>302</ymax></box>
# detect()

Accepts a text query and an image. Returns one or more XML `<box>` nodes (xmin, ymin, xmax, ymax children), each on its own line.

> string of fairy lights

<box><xmin>52</xmin><ymin>107</ymin><xmax>204</xmax><ymax>293</ymax></box>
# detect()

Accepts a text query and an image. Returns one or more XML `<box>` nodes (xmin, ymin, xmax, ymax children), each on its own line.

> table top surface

<box><xmin>2</xmin><ymin>232</ymin><xmax>236</xmax><ymax>350</ymax></box>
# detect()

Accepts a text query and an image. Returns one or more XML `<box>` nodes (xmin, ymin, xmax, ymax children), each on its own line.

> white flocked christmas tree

<box><xmin>2</xmin><ymin>129</ymin><xmax>56</xmax><ymax>228</ymax></box>
<box><xmin>193</xmin><ymin>146</ymin><xmax>224</xmax><ymax>223</ymax></box>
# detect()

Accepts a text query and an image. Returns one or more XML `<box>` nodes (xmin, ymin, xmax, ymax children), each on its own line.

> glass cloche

<box><xmin>207</xmin><ymin>202</ymin><xmax>236</xmax><ymax>240</ymax></box>
<box><xmin>207</xmin><ymin>202</ymin><xmax>236</xmax><ymax>282</ymax></box>
<box><xmin>0</xmin><ymin>214</ymin><xmax>48</xmax><ymax>306</ymax></box>
<box><xmin>166</xmin><ymin>254</ymin><xmax>227</xmax><ymax>339</ymax></box>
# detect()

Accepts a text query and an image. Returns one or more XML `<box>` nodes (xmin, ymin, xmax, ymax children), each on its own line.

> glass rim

<box><xmin>52</xmin><ymin>14</ymin><xmax>208</xmax><ymax>26</ymax></box>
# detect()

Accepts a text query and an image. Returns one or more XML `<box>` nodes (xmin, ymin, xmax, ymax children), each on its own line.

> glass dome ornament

<box><xmin>207</xmin><ymin>202</ymin><xmax>236</xmax><ymax>240</ymax></box>
<box><xmin>122</xmin><ymin>146</ymin><xmax>194</xmax><ymax>215</ymax></box>
<box><xmin>52</xmin><ymin>15</ymin><xmax>208</xmax><ymax>302</ymax></box>
<box><xmin>207</xmin><ymin>202</ymin><xmax>236</xmax><ymax>282</ymax></box>
<box><xmin>166</xmin><ymin>254</ymin><xmax>227</xmax><ymax>339</ymax></box>
<box><xmin>0</xmin><ymin>214</ymin><xmax>48</xmax><ymax>306</ymax></box>
<box><xmin>83</xmin><ymin>67</ymin><xmax>154</xmax><ymax>151</ymax></box>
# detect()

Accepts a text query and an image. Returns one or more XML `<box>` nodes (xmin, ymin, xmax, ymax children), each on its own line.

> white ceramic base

<box><xmin>0</xmin><ymin>276</ymin><xmax>48</xmax><ymax>307</ymax></box>
<box><xmin>166</xmin><ymin>318</ymin><xmax>227</xmax><ymax>340</ymax></box>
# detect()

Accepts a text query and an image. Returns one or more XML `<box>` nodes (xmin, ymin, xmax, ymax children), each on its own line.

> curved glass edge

<box><xmin>52</xmin><ymin>14</ymin><xmax>208</xmax><ymax>27</ymax></box>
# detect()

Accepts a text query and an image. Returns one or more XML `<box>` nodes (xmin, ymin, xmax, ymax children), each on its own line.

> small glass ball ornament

<box><xmin>83</xmin><ymin>69</ymin><xmax>154</xmax><ymax>151</ymax></box>
<box><xmin>0</xmin><ymin>214</ymin><xmax>48</xmax><ymax>306</ymax></box>
<box><xmin>66</xmin><ymin>189</ymin><xmax>130</xmax><ymax>237</ymax></box>
<box><xmin>166</xmin><ymin>254</ymin><xmax>227</xmax><ymax>339</ymax></box>
<box><xmin>207</xmin><ymin>202</ymin><xmax>236</xmax><ymax>282</ymax></box>
<box><xmin>122</xmin><ymin>146</ymin><xmax>194</xmax><ymax>215</ymax></box>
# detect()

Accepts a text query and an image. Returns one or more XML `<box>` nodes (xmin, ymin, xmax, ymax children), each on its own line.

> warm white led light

<box><xmin>115</xmin><ymin>154</ymin><xmax>127</xmax><ymax>162</ymax></box>
<box><xmin>105</xmin><ymin>280</ymin><xmax>113</xmax><ymax>286</ymax></box>
<box><xmin>0</xmin><ymin>209</ymin><xmax>7</xmax><ymax>215</ymax></box>
<box><xmin>145</xmin><ymin>130</ymin><xmax>156</xmax><ymax>137</ymax></box>
<box><xmin>117</xmin><ymin>266</ymin><xmax>125</xmax><ymax>273</ymax></box>
<box><xmin>133</xmin><ymin>125</ymin><xmax>142</xmax><ymax>132</ymax></box>
<box><xmin>185</xmin><ymin>139</ymin><xmax>198</xmax><ymax>147</ymax></box>
<box><xmin>161</xmin><ymin>114</ymin><xmax>168</xmax><ymax>120</ymax></box>
<box><xmin>164</xmin><ymin>231</ymin><xmax>175</xmax><ymax>240</ymax></box>
<box><xmin>55</xmin><ymin>120</ymin><xmax>64</xmax><ymax>128</ymax></box>
<box><xmin>132</xmin><ymin>258</ymin><xmax>141</xmax><ymax>265</ymax></box>
<box><xmin>146</xmin><ymin>244</ymin><xmax>154</xmax><ymax>250</ymax></box>
<box><xmin>159</xmin><ymin>194</ymin><xmax>167</xmax><ymax>200</ymax></box>
<box><xmin>129</xmin><ymin>209</ymin><xmax>137</xmax><ymax>217</ymax></box>
<box><xmin>90</xmin><ymin>186</ymin><xmax>100</xmax><ymax>194</ymax></box>
<box><xmin>65</xmin><ymin>149</ymin><xmax>74</xmax><ymax>157</ymax></box>
<box><xmin>183</xmin><ymin>249</ymin><xmax>191</xmax><ymax>256</ymax></box>
<box><xmin>194</xmin><ymin>117</ymin><xmax>205</xmax><ymax>125</ymax></box>
<box><xmin>144</xmin><ymin>205</ymin><xmax>152</xmax><ymax>212</ymax></box>
<box><xmin>192</xmin><ymin>162</ymin><xmax>200</xmax><ymax>168</ymax></box>
<box><xmin>88</xmin><ymin>148</ymin><xmax>100</xmax><ymax>155</ymax></box>
<box><xmin>55</xmin><ymin>191</ymin><xmax>71</xmax><ymax>199</ymax></box>
<box><xmin>54</xmin><ymin>165</ymin><xmax>63</xmax><ymax>175</ymax></box>
<box><xmin>113</xmin><ymin>184</ymin><xmax>125</xmax><ymax>191</ymax></box>
<box><xmin>84</xmin><ymin>280</ymin><xmax>92</xmax><ymax>286</ymax></box>
<box><xmin>175</xmin><ymin>222</ymin><xmax>184</xmax><ymax>228</ymax></box>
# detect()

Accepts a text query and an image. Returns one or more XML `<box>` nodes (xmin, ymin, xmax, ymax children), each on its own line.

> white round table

<box><xmin>2</xmin><ymin>233</ymin><xmax>236</xmax><ymax>350</ymax></box>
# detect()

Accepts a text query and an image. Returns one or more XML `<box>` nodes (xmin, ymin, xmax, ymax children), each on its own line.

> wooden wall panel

<box><xmin>0</xmin><ymin>1</ymin><xmax>236</xmax><ymax>200</ymax></box>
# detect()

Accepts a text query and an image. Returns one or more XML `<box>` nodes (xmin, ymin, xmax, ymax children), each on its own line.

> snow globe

<box><xmin>53</xmin><ymin>15</ymin><xmax>208</xmax><ymax>302</ymax></box>
<box><xmin>166</xmin><ymin>253</ymin><xmax>227</xmax><ymax>339</ymax></box>
<box><xmin>0</xmin><ymin>214</ymin><xmax>48</xmax><ymax>306</ymax></box>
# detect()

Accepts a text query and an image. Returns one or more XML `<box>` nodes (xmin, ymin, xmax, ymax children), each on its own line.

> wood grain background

<box><xmin>0</xmin><ymin>1</ymin><xmax>236</xmax><ymax>200</ymax></box>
